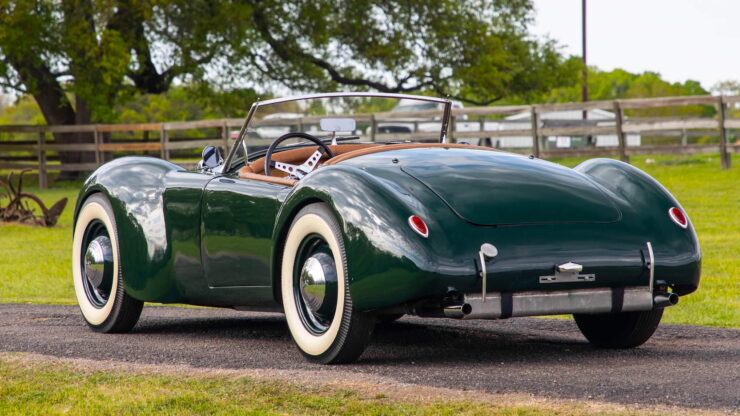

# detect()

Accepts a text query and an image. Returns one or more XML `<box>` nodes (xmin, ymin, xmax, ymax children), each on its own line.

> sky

<box><xmin>530</xmin><ymin>0</ymin><xmax>739</xmax><ymax>90</ymax></box>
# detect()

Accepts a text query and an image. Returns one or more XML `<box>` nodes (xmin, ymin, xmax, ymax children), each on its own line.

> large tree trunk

<box><xmin>31</xmin><ymin>82</ymin><xmax>97</xmax><ymax>181</ymax></box>
<box><xmin>56</xmin><ymin>96</ymin><xmax>97</xmax><ymax>181</ymax></box>
<box><xmin>9</xmin><ymin>56</ymin><xmax>97</xmax><ymax>181</ymax></box>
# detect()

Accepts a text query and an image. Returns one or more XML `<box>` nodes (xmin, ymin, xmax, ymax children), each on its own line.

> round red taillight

<box><xmin>408</xmin><ymin>215</ymin><xmax>429</xmax><ymax>238</ymax></box>
<box><xmin>668</xmin><ymin>207</ymin><xmax>688</xmax><ymax>229</ymax></box>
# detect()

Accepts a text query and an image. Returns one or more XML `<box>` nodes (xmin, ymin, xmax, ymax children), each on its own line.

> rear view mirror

<box><xmin>199</xmin><ymin>145</ymin><xmax>223</xmax><ymax>170</ymax></box>
<box><xmin>320</xmin><ymin>118</ymin><xmax>356</xmax><ymax>133</ymax></box>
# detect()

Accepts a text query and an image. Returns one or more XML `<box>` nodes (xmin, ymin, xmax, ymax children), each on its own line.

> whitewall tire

<box><xmin>72</xmin><ymin>193</ymin><xmax>143</xmax><ymax>333</ymax></box>
<box><xmin>281</xmin><ymin>203</ymin><xmax>374</xmax><ymax>364</ymax></box>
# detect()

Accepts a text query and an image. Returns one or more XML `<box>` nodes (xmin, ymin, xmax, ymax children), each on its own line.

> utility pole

<box><xmin>581</xmin><ymin>0</ymin><xmax>588</xmax><ymax>120</ymax></box>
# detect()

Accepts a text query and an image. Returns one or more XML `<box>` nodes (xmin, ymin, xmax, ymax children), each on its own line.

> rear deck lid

<box><xmin>400</xmin><ymin>149</ymin><xmax>620</xmax><ymax>226</ymax></box>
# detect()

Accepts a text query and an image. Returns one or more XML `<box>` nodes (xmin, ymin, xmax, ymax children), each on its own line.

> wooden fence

<box><xmin>0</xmin><ymin>94</ymin><xmax>737</xmax><ymax>188</ymax></box>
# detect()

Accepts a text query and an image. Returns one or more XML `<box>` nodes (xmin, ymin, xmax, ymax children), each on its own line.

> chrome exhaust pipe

<box><xmin>443</xmin><ymin>303</ymin><xmax>471</xmax><ymax>319</ymax></box>
<box><xmin>654</xmin><ymin>292</ymin><xmax>679</xmax><ymax>308</ymax></box>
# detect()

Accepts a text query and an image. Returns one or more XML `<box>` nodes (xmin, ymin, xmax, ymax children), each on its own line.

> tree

<box><xmin>238</xmin><ymin>0</ymin><xmax>578</xmax><ymax>105</ymax></box>
<box><xmin>532</xmin><ymin>68</ymin><xmax>713</xmax><ymax>117</ymax></box>
<box><xmin>711</xmin><ymin>80</ymin><xmax>740</xmax><ymax>96</ymax></box>
<box><xmin>712</xmin><ymin>80</ymin><xmax>740</xmax><ymax>118</ymax></box>
<box><xmin>0</xmin><ymin>0</ymin><xmax>576</xmax><ymax>177</ymax></box>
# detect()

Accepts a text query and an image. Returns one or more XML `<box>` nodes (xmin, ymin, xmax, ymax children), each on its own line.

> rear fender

<box><xmin>272</xmin><ymin>165</ymin><xmax>444</xmax><ymax>311</ymax></box>
<box><xmin>575</xmin><ymin>158</ymin><xmax>701</xmax><ymax>294</ymax></box>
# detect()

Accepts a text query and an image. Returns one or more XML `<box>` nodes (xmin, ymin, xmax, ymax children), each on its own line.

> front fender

<box><xmin>74</xmin><ymin>157</ymin><xmax>186</xmax><ymax>302</ymax></box>
<box><xmin>575</xmin><ymin>158</ymin><xmax>701</xmax><ymax>294</ymax></box>
<box><xmin>273</xmin><ymin>165</ymin><xmax>447</xmax><ymax>311</ymax></box>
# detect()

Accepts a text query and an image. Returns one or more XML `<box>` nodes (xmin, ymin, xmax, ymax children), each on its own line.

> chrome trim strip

<box><xmin>257</xmin><ymin>92</ymin><xmax>449</xmax><ymax>106</ymax></box>
<box><xmin>539</xmin><ymin>273</ymin><xmax>595</xmax><ymax>284</ymax></box>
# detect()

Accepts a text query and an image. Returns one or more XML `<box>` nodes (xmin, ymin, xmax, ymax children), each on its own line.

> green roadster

<box><xmin>72</xmin><ymin>93</ymin><xmax>700</xmax><ymax>364</ymax></box>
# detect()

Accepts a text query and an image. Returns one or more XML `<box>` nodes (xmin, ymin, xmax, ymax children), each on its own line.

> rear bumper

<box><xmin>443</xmin><ymin>286</ymin><xmax>669</xmax><ymax>320</ymax></box>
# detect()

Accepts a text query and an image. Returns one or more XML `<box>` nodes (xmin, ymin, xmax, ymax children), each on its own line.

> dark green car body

<box><xmin>73</xmin><ymin>145</ymin><xmax>701</xmax><ymax>313</ymax></box>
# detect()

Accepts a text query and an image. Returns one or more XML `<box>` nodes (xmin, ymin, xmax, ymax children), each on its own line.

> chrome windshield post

<box><xmin>223</xmin><ymin>102</ymin><xmax>258</xmax><ymax>171</ymax></box>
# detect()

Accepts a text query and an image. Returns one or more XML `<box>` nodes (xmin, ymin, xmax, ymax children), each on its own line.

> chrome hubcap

<box><xmin>297</xmin><ymin>251</ymin><xmax>337</xmax><ymax>332</ymax></box>
<box><xmin>84</xmin><ymin>236</ymin><xmax>112</xmax><ymax>289</ymax></box>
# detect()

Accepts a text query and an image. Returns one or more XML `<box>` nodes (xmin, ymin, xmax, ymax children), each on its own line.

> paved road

<box><xmin>1</xmin><ymin>304</ymin><xmax>738</xmax><ymax>411</ymax></box>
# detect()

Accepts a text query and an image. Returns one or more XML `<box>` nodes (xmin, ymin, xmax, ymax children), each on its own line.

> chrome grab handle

<box><xmin>646</xmin><ymin>241</ymin><xmax>654</xmax><ymax>291</ymax></box>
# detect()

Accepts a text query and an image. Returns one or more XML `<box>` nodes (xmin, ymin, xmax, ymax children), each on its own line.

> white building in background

<box><xmin>486</xmin><ymin>108</ymin><xmax>641</xmax><ymax>149</ymax></box>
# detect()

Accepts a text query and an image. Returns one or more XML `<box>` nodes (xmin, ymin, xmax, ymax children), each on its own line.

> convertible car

<box><xmin>72</xmin><ymin>93</ymin><xmax>700</xmax><ymax>364</ymax></box>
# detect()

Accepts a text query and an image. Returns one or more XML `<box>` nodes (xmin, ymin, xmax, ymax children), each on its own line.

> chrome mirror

<box><xmin>320</xmin><ymin>117</ymin><xmax>356</xmax><ymax>133</ymax></box>
<box><xmin>198</xmin><ymin>145</ymin><xmax>223</xmax><ymax>171</ymax></box>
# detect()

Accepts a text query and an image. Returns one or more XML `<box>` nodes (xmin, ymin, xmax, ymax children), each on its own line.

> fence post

<box><xmin>479</xmin><ymin>116</ymin><xmax>489</xmax><ymax>147</ymax></box>
<box><xmin>221</xmin><ymin>120</ymin><xmax>229</xmax><ymax>154</ymax></box>
<box><xmin>370</xmin><ymin>115</ymin><xmax>377</xmax><ymax>142</ymax></box>
<box><xmin>36</xmin><ymin>131</ymin><xmax>47</xmax><ymax>189</ymax></box>
<box><xmin>449</xmin><ymin>115</ymin><xmax>457</xmax><ymax>143</ymax></box>
<box><xmin>613</xmin><ymin>101</ymin><xmax>629</xmax><ymax>162</ymax></box>
<box><xmin>93</xmin><ymin>125</ymin><xmax>102</xmax><ymax>166</ymax></box>
<box><xmin>530</xmin><ymin>106</ymin><xmax>540</xmax><ymax>158</ymax></box>
<box><xmin>160</xmin><ymin>125</ymin><xmax>169</xmax><ymax>160</ymax></box>
<box><xmin>717</xmin><ymin>96</ymin><xmax>731</xmax><ymax>169</ymax></box>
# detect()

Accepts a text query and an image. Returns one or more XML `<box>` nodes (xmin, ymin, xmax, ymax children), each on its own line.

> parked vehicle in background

<box><xmin>377</xmin><ymin>99</ymin><xmax>478</xmax><ymax>138</ymax></box>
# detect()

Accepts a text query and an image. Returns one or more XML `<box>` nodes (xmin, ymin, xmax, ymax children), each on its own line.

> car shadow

<box><xmin>133</xmin><ymin>313</ymin><xmax>291</xmax><ymax>340</ymax></box>
<box><xmin>129</xmin><ymin>312</ymin><xmax>690</xmax><ymax>366</ymax></box>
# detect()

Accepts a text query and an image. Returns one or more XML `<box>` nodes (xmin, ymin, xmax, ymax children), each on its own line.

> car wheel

<box><xmin>573</xmin><ymin>308</ymin><xmax>663</xmax><ymax>349</ymax></box>
<box><xmin>72</xmin><ymin>193</ymin><xmax>143</xmax><ymax>333</ymax></box>
<box><xmin>281</xmin><ymin>203</ymin><xmax>374</xmax><ymax>364</ymax></box>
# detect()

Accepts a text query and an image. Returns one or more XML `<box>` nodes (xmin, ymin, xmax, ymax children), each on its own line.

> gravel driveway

<box><xmin>1</xmin><ymin>303</ymin><xmax>738</xmax><ymax>411</ymax></box>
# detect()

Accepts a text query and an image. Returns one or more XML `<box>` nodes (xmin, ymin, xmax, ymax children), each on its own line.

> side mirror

<box><xmin>199</xmin><ymin>146</ymin><xmax>223</xmax><ymax>170</ymax></box>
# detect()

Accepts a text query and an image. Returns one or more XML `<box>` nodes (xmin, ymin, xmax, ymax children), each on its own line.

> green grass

<box><xmin>0</xmin><ymin>183</ymin><xmax>78</xmax><ymax>304</ymax></box>
<box><xmin>0</xmin><ymin>154</ymin><xmax>738</xmax><ymax>327</ymax></box>
<box><xmin>551</xmin><ymin>154</ymin><xmax>740</xmax><ymax>327</ymax></box>
<box><xmin>0</xmin><ymin>355</ymin><xmax>679</xmax><ymax>416</ymax></box>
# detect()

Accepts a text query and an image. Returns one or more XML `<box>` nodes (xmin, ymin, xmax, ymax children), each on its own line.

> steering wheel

<box><xmin>264</xmin><ymin>132</ymin><xmax>335</xmax><ymax>179</ymax></box>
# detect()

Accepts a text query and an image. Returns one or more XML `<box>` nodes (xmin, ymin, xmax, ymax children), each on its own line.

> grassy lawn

<box><xmin>0</xmin><ymin>154</ymin><xmax>738</xmax><ymax>327</ymax></box>
<box><xmin>0</xmin><ymin>354</ymin><xmax>699</xmax><ymax>416</ymax></box>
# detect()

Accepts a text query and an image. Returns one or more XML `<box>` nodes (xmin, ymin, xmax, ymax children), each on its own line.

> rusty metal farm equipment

<box><xmin>0</xmin><ymin>170</ymin><xmax>67</xmax><ymax>226</ymax></box>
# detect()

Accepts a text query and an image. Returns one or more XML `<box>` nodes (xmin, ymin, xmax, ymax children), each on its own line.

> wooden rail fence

<box><xmin>0</xmin><ymin>94</ymin><xmax>736</xmax><ymax>188</ymax></box>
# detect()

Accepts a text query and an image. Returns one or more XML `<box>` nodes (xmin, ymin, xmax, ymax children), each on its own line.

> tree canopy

<box><xmin>530</xmin><ymin>68</ymin><xmax>714</xmax><ymax>117</ymax></box>
<box><xmin>0</xmin><ymin>0</ymin><xmax>578</xmax><ymax>127</ymax></box>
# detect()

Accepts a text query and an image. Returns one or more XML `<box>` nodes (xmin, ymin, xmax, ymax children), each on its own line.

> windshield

<box><xmin>227</xmin><ymin>93</ymin><xmax>450</xmax><ymax>170</ymax></box>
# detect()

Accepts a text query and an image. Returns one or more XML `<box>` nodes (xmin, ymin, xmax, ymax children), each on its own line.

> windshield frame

<box><xmin>223</xmin><ymin>92</ymin><xmax>452</xmax><ymax>172</ymax></box>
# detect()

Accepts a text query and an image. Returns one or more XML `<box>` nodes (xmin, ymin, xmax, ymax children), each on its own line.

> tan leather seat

<box><xmin>238</xmin><ymin>144</ymin><xmax>373</xmax><ymax>185</ymax></box>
